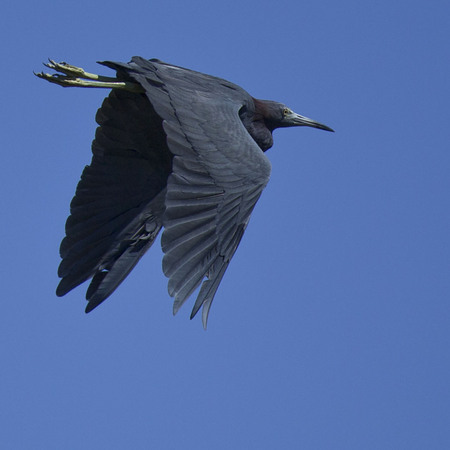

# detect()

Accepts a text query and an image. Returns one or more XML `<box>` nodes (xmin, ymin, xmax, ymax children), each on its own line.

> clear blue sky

<box><xmin>2</xmin><ymin>1</ymin><xmax>449</xmax><ymax>449</ymax></box>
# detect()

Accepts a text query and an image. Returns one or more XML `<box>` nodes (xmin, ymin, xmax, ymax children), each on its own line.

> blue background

<box><xmin>2</xmin><ymin>1</ymin><xmax>449</xmax><ymax>448</ymax></box>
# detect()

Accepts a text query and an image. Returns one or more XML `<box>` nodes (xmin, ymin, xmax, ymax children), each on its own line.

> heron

<box><xmin>36</xmin><ymin>57</ymin><xmax>333</xmax><ymax>328</ymax></box>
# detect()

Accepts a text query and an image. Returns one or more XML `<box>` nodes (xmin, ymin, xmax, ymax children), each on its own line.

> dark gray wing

<box><xmin>111</xmin><ymin>57</ymin><xmax>272</xmax><ymax>327</ymax></box>
<box><xmin>57</xmin><ymin>88</ymin><xmax>172</xmax><ymax>312</ymax></box>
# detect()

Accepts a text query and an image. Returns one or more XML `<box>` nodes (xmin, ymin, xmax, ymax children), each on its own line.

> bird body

<box><xmin>36</xmin><ymin>57</ymin><xmax>333</xmax><ymax>327</ymax></box>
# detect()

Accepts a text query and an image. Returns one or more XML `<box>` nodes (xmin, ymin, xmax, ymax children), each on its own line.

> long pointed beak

<box><xmin>287</xmin><ymin>112</ymin><xmax>334</xmax><ymax>132</ymax></box>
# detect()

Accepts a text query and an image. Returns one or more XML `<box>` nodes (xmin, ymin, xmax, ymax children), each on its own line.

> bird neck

<box><xmin>240</xmin><ymin>102</ymin><xmax>274</xmax><ymax>152</ymax></box>
<box><xmin>247</xmin><ymin>121</ymin><xmax>274</xmax><ymax>151</ymax></box>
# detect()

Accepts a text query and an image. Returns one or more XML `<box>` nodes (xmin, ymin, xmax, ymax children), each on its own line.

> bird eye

<box><xmin>283</xmin><ymin>108</ymin><xmax>291</xmax><ymax>116</ymax></box>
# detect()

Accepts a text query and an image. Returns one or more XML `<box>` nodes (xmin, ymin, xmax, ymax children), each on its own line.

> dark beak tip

<box><xmin>316</xmin><ymin>124</ymin><xmax>334</xmax><ymax>133</ymax></box>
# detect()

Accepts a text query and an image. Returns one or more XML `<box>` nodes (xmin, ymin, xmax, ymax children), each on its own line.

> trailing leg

<box><xmin>35</xmin><ymin>59</ymin><xmax>144</xmax><ymax>92</ymax></box>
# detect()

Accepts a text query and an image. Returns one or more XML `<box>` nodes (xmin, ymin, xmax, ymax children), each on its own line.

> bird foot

<box><xmin>34</xmin><ymin>59</ymin><xmax>144</xmax><ymax>92</ymax></box>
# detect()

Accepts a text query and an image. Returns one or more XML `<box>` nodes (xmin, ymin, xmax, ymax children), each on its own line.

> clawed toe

<box><xmin>35</xmin><ymin>59</ymin><xmax>144</xmax><ymax>92</ymax></box>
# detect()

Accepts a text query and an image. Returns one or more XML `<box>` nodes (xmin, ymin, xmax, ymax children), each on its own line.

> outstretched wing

<box><xmin>108</xmin><ymin>58</ymin><xmax>272</xmax><ymax>327</ymax></box>
<box><xmin>57</xmin><ymin>88</ymin><xmax>172</xmax><ymax>311</ymax></box>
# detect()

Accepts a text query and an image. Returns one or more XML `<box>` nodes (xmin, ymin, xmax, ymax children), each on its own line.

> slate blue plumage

<box><xmin>37</xmin><ymin>57</ymin><xmax>333</xmax><ymax>328</ymax></box>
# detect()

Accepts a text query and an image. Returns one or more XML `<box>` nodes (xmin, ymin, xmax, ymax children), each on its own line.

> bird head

<box><xmin>263</xmin><ymin>101</ymin><xmax>334</xmax><ymax>133</ymax></box>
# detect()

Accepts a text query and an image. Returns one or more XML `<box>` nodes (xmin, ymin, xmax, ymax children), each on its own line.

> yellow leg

<box><xmin>35</xmin><ymin>59</ymin><xmax>144</xmax><ymax>92</ymax></box>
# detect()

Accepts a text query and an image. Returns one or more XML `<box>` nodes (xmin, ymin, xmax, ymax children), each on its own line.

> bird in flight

<box><xmin>36</xmin><ymin>57</ymin><xmax>333</xmax><ymax>328</ymax></box>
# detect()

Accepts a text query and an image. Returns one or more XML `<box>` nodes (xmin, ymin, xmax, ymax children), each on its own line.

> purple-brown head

<box><xmin>258</xmin><ymin>100</ymin><xmax>334</xmax><ymax>133</ymax></box>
